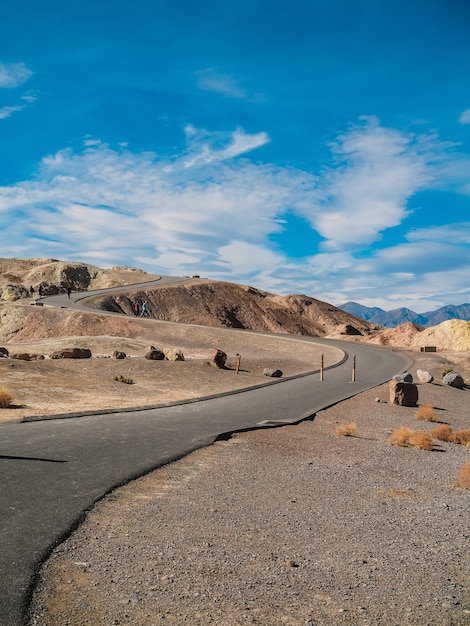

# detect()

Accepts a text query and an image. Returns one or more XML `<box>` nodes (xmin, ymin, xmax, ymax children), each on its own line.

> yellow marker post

<box><xmin>320</xmin><ymin>353</ymin><xmax>324</xmax><ymax>381</ymax></box>
<box><xmin>352</xmin><ymin>354</ymin><xmax>356</xmax><ymax>382</ymax></box>
<box><xmin>235</xmin><ymin>353</ymin><xmax>241</xmax><ymax>375</ymax></box>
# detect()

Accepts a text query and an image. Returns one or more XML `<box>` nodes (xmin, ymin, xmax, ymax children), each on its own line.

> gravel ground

<box><xmin>28</xmin><ymin>358</ymin><xmax>469</xmax><ymax>626</ymax></box>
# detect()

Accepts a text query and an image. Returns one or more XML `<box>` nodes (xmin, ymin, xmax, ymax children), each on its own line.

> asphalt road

<box><xmin>0</xmin><ymin>278</ymin><xmax>412</xmax><ymax>626</ymax></box>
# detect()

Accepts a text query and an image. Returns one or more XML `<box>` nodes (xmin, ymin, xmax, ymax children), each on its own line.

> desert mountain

<box><xmin>1</xmin><ymin>259</ymin><xmax>469</xmax><ymax>352</ymax></box>
<box><xmin>340</xmin><ymin>301</ymin><xmax>470</xmax><ymax>328</ymax></box>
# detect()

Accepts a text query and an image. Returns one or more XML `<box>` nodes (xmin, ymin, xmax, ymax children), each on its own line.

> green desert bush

<box><xmin>415</xmin><ymin>404</ymin><xmax>439</xmax><ymax>422</ymax></box>
<box><xmin>0</xmin><ymin>384</ymin><xmax>13</xmax><ymax>408</ymax></box>
<box><xmin>442</xmin><ymin>366</ymin><xmax>454</xmax><ymax>378</ymax></box>
<box><xmin>335</xmin><ymin>422</ymin><xmax>358</xmax><ymax>437</ymax></box>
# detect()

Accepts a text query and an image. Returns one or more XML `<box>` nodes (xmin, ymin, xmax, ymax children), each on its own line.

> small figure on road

<box><xmin>140</xmin><ymin>301</ymin><xmax>150</xmax><ymax>318</ymax></box>
<box><xmin>134</xmin><ymin>300</ymin><xmax>141</xmax><ymax>316</ymax></box>
<box><xmin>67</xmin><ymin>287</ymin><xmax>72</xmax><ymax>299</ymax></box>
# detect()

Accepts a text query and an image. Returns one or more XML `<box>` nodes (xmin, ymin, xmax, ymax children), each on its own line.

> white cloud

<box><xmin>459</xmin><ymin>109</ymin><xmax>470</xmax><ymax>124</ymax></box>
<box><xmin>0</xmin><ymin>119</ymin><xmax>468</xmax><ymax>311</ymax></box>
<box><xmin>0</xmin><ymin>61</ymin><xmax>33</xmax><ymax>88</ymax></box>
<box><xmin>197</xmin><ymin>68</ymin><xmax>247</xmax><ymax>99</ymax></box>
<box><xmin>0</xmin><ymin>105</ymin><xmax>23</xmax><ymax>119</ymax></box>
<box><xmin>306</xmin><ymin>117</ymin><xmax>431</xmax><ymax>250</ymax></box>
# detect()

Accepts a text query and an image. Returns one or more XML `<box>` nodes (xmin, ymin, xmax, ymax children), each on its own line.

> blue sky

<box><xmin>0</xmin><ymin>0</ymin><xmax>469</xmax><ymax>312</ymax></box>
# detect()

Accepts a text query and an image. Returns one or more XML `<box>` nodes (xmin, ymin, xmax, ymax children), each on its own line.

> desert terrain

<box><xmin>1</xmin><ymin>258</ymin><xmax>469</xmax><ymax>625</ymax></box>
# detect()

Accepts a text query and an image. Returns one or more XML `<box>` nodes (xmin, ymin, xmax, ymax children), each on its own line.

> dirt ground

<box><xmin>0</xmin><ymin>327</ymin><xmax>343</xmax><ymax>422</ymax></box>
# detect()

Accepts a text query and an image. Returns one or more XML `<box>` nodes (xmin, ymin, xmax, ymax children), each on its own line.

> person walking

<box><xmin>140</xmin><ymin>301</ymin><xmax>149</xmax><ymax>318</ymax></box>
<box><xmin>134</xmin><ymin>300</ymin><xmax>141</xmax><ymax>316</ymax></box>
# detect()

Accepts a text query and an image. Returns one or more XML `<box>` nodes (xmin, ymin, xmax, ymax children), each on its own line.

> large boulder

<box><xmin>210</xmin><ymin>349</ymin><xmax>227</xmax><ymax>369</ymax></box>
<box><xmin>389</xmin><ymin>381</ymin><xmax>418</xmax><ymax>407</ymax></box>
<box><xmin>50</xmin><ymin>348</ymin><xmax>92</xmax><ymax>359</ymax></box>
<box><xmin>393</xmin><ymin>373</ymin><xmax>413</xmax><ymax>383</ymax></box>
<box><xmin>417</xmin><ymin>369</ymin><xmax>434</xmax><ymax>383</ymax></box>
<box><xmin>163</xmin><ymin>348</ymin><xmax>185</xmax><ymax>361</ymax></box>
<box><xmin>145</xmin><ymin>349</ymin><xmax>165</xmax><ymax>360</ymax></box>
<box><xmin>443</xmin><ymin>372</ymin><xmax>465</xmax><ymax>389</ymax></box>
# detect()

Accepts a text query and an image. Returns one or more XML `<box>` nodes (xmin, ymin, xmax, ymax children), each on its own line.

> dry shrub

<box><xmin>414</xmin><ymin>404</ymin><xmax>439</xmax><ymax>422</ymax></box>
<box><xmin>386</xmin><ymin>489</ymin><xmax>413</xmax><ymax>498</ymax></box>
<box><xmin>388</xmin><ymin>427</ymin><xmax>434</xmax><ymax>450</ymax></box>
<box><xmin>442</xmin><ymin>366</ymin><xmax>454</xmax><ymax>377</ymax></box>
<box><xmin>454</xmin><ymin>462</ymin><xmax>470</xmax><ymax>489</ymax></box>
<box><xmin>335</xmin><ymin>422</ymin><xmax>357</xmax><ymax>437</ymax></box>
<box><xmin>430</xmin><ymin>425</ymin><xmax>453</xmax><ymax>442</ymax></box>
<box><xmin>388</xmin><ymin>427</ymin><xmax>413</xmax><ymax>447</ymax></box>
<box><xmin>450</xmin><ymin>430</ymin><xmax>470</xmax><ymax>446</ymax></box>
<box><xmin>0</xmin><ymin>384</ymin><xmax>13</xmax><ymax>408</ymax></box>
<box><xmin>408</xmin><ymin>431</ymin><xmax>434</xmax><ymax>450</ymax></box>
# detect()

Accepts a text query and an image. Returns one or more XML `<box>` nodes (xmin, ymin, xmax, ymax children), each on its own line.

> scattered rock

<box><xmin>443</xmin><ymin>372</ymin><xmax>465</xmax><ymax>389</ymax></box>
<box><xmin>389</xmin><ymin>381</ymin><xmax>418</xmax><ymax>406</ymax></box>
<box><xmin>263</xmin><ymin>368</ymin><xmax>283</xmax><ymax>378</ymax></box>
<box><xmin>0</xmin><ymin>347</ymin><xmax>9</xmax><ymax>357</ymax></box>
<box><xmin>417</xmin><ymin>369</ymin><xmax>434</xmax><ymax>383</ymax></box>
<box><xmin>10</xmin><ymin>353</ymin><xmax>45</xmax><ymax>361</ymax></box>
<box><xmin>163</xmin><ymin>348</ymin><xmax>185</xmax><ymax>361</ymax></box>
<box><xmin>393</xmin><ymin>373</ymin><xmax>413</xmax><ymax>383</ymax></box>
<box><xmin>112</xmin><ymin>351</ymin><xmax>127</xmax><ymax>359</ymax></box>
<box><xmin>145</xmin><ymin>349</ymin><xmax>165</xmax><ymax>360</ymax></box>
<box><xmin>50</xmin><ymin>348</ymin><xmax>92</xmax><ymax>359</ymax></box>
<box><xmin>210</xmin><ymin>349</ymin><xmax>227</xmax><ymax>369</ymax></box>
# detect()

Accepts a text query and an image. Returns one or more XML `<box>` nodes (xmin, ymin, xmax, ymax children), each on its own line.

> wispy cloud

<box><xmin>0</xmin><ymin>105</ymin><xmax>23</xmax><ymax>119</ymax></box>
<box><xmin>0</xmin><ymin>119</ymin><xmax>468</xmax><ymax>310</ymax></box>
<box><xmin>197</xmin><ymin>68</ymin><xmax>248</xmax><ymax>99</ymax></box>
<box><xmin>459</xmin><ymin>109</ymin><xmax>470</xmax><ymax>124</ymax></box>
<box><xmin>0</xmin><ymin>61</ymin><xmax>33</xmax><ymax>88</ymax></box>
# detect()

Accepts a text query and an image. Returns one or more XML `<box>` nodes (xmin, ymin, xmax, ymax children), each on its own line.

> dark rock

<box><xmin>443</xmin><ymin>372</ymin><xmax>465</xmax><ymax>389</ymax></box>
<box><xmin>389</xmin><ymin>381</ymin><xmax>418</xmax><ymax>406</ymax></box>
<box><xmin>0</xmin><ymin>347</ymin><xmax>9</xmax><ymax>357</ymax></box>
<box><xmin>263</xmin><ymin>368</ymin><xmax>283</xmax><ymax>378</ymax></box>
<box><xmin>145</xmin><ymin>349</ymin><xmax>165</xmax><ymax>360</ymax></box>
<box><xmin>50</xmin><ymin>348</ymin><xmax>92</xmax><ymax>359</ymax></box>
<box><xmin>393</xmin><ymin>373</ymin><xmax>413</xmax><ymax>383</ymax></box>
<box><xmin>112</xmin><ymin>351</ymin><xmax>127</xmax><ymax>359</ymax></box>
<box><xmin>210</xmin><ymin>349</ymin><xmax>227</xmax><ymax>368</ymax></box>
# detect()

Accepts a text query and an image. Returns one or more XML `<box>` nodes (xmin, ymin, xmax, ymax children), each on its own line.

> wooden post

<box><xmin>320</xmin><ymin>353</ymin><xmax>324</xmax><ymax>381</ymax></box>
<box><xmin>235</xmin><ymin>353</ymin><xmax>241</xmax><ymax>375</ymax></box>
<box><xmin>352</xmin><ymin>354</ymin><xmax>356</xmax><ymax>382</ymax></box>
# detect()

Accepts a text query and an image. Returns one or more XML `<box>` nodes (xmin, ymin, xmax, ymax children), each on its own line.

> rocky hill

<box><xmin>0</xmin><ymin>257</ymin><xmax>157</xmax><ymax>300</ymax></box>
<box><xmin>84</xmin><ymin>281</ymin><xmax>377</xmax><ymax>338</ymax></box>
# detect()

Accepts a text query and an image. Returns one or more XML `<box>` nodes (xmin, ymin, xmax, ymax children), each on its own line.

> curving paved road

<box><xmin>0</xmin><ymin>277</ymin><xmax>413</xmax><ymax>626</ymax></box>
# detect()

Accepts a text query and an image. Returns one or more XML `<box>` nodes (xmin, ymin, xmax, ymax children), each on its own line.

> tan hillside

<box><xmin>84</xmin><ymin>280</ymin><xmax>377</xmax><ymax>338</ymax></box>
<box><xmin>362</xmin><ymin>319</ymin><xmax>470</xmax><ymax>352</ymax></box>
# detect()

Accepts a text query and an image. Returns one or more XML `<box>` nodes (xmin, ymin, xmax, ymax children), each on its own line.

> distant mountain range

<box><xmin>339</xmin><ymin>302</ymin><xmax>470</xmax><ymax>328</ymax></box>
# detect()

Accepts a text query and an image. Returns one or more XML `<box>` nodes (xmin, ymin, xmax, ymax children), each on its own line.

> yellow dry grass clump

<box><xmin>430</xmin><ymin>425</ymin><xmax>453</xmax><ymax>442</ymax></box>
<box><xmin>455</xmin><ymin>462</ymin><xmax>470</xmax><ymax>489</ymax></box>
<box><xmin>0</xmin><ymin>384</ymin><xmax>13</xmax><ymax>408</ymax></box>
<box><xmin>388</xmin><ymin>427</ymin><xmax>434</xmax><ymax>450</ymax></box>
<box><xmin>450</xmin><ymin>430</ymin><xmax>470</xmax><ymax>446</ymax></box>
<box><xmin>414</xmin><ymin>404</ymin><xmax>439</xmax><ymax>422</ymax></box>
<box><xmin>335</xmin><ymin>422</ymin><xmax>358</xmax><ymax>437</ymax></box>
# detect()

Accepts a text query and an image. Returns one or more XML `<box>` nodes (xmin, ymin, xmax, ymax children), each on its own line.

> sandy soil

<box><xmin>0</xmin><ymin>327</ymin><xmax>342</xmax><ymax>422</ymax></box>
<box><xmin>26</xmin><ymin>352</ymin><xmax>470</xmax><ymax>626</ymax></box>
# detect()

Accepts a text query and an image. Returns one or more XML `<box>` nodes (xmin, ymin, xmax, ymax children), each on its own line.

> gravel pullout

<box><xmin>28</xmin><ymin>376</ymin><xmax>469</xmax><ymax>625</ymax></box>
